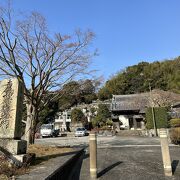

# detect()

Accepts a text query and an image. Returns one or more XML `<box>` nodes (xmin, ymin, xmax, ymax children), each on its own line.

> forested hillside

<box><xmin>98</xmin><ymin>57</ymin><xmax>180</xmax><ymax>100</ymax></box>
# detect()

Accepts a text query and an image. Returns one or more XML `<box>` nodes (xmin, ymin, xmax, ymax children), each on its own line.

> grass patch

<box><xmin>28</xmin><ymin>144</ymin><xmax>72</xmax><ymax>158</ymax></box>
<box><xmin>27</xmin><ymin>144</ymin><xmax>73</xmax><ymax>165</ymax></box>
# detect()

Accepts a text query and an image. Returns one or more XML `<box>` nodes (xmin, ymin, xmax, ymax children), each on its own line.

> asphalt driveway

<box><xmin>35</xmin><ymin>135</ymin><xmax>180</xmax><ymax>179</ymax></box>
<box><xmin>35</xmin><ymin>135</ymin><xmax>162</xmax><ymax>147</ymax></box>
<box><xmin>79</xmin><ymin>137</ymin><xmax>180</xmax><ymax>180</ymax></box>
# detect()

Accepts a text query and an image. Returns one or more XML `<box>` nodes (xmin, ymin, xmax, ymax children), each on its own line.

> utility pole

<box><xmin>149</xmin><ymin>83</ymin><xmax>158</xmax><ymax>136</ymax></box>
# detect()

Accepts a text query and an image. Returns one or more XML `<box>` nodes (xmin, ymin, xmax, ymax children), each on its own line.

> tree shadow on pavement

<box><xmin>172</xmin><ymin>160</ymin><xmax>179</xmax><ymax>174</ymax></box>
<box><xmin>97</xmin><ymin>161</ymin><xmax>122</xmax><ymax>178</ymax></box>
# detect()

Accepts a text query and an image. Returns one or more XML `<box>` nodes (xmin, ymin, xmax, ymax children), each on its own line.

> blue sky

<box><xmin>2</xmin><ymin>0</ymin><xmax>180</xmax><ymax>80</ymax></box>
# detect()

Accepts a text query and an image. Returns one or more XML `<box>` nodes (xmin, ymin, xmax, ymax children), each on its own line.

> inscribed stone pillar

<box><xmin>0</xmin><ymin>79</ymin><xmax>27</xmax><ymax>155</ymax></box>
<box><xmin>0</xmin><ymin>79</ymin><xmax>24</xmax><ymax>139</ymax></box>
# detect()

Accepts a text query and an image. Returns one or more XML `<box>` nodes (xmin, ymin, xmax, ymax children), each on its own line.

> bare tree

<box><xmin>150</xmin><ymin>89</ymin><xmax>180</xmax><ymax>107</ymax></box>
<box><xmin>0</xmin><ymin>8</ymin><xmax>95</xmax><ymax>144</ymax></box>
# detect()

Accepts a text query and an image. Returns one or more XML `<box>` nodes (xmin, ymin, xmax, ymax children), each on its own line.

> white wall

<box><xmin>119</xmin><ymin>115</ymin><xmax>129</xmax><ymax>127</ymax></box>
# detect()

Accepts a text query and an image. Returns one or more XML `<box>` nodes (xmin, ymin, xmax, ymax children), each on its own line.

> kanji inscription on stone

<box><xmin>0</xmin><ymin>79</ymin><xmax>24</xmax><ymax>139</ymax></box>
<box><xmin>0</xmin><ymin>80</ymin><xmax>14</xmax><ymax>129</ymax></box>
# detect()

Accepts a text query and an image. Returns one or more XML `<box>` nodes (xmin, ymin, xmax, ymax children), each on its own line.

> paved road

<box><xmin>35</xmin><ymin>135</ymin><xmax>116</xmax><ymax>147</ymax></box>
<box><xmin>80</xmin><ymin>146</ymin><xmax>180</xmax><ymax>180</ymax></box>
<box><xmin>80</xmin><ymin>137</ymin><xmax>179</xmax><ymax>180</ymax></box>
<box><xmin>35</xmin><ymin>136</ymin><xmax>180</xmax><ymax>179</ymax></box>
<box><xmin>35</xmin><ymin>135</ymin><xmax>164</xmax><ymax>147</ymax></box>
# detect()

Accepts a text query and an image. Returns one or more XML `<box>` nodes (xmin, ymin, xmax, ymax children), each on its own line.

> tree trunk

<box><xmin>24</xmin><ymin>103</ymin><xmax>31</xmax><ymax>144</ymax></box>
<box><xmin>24</xmin><ymin>102</ymin><xmax>38</xmax><ymax>144</ymax></box>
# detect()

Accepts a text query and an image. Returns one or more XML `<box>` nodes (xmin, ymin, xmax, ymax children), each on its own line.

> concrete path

<box><xmin>80</xmin><ymin>137</ymin><xmax>180</xmax><ymax>180</ymax></box>
<box><xmin>35</xmin><ymin>135</ymin><xmax>116</xmax><ymax>147</ymax></box>
<box><xmin>36</xmin><ymin>135</ymin><xmax>164</xmax><ymax>147</ymax></box>
<box><xmin>80</xmin><ymin>146</ymin><xmax>180</xmax><ymax>180</ymax></box>
<box><xmin>35</xmin><ymin>136</ymin><xmax>180</xmax><ymax>179</ymax></box>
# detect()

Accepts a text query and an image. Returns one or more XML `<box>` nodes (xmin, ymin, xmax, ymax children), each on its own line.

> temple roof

<box><xmin>111</xmin><ymin>90</ymin><xmax>180</xmax><ymax>112</ymax></box>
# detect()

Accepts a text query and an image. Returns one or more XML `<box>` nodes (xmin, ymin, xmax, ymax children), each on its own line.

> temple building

<box><xmin>54</xmin><ymin>90</ymin><xmax>180</xmax><ymax>131</ymax></box>
<box><xmin>111</xmin><ymin>93</ymin><xmax>149</xmax><ymax>130</ymax></box>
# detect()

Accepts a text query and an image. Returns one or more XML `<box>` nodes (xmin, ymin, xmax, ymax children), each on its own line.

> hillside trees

<box><xmin>58</xmin><ymin>79</ymin><xmax>98</xmax><ymax>110</ymax></box>
<box><xmin>0</xmin><ymin>6</ymin><xmax>95</xmax><ymax>144</ymax></box>
<box><xmin>98</xmin><ymin>58</ymin><xmax>180</xmax><ymax>100</ymax></box>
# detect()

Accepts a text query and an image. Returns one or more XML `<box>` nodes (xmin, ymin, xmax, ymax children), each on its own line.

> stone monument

<box><xmin>0</xmin><ymin>78</ymin><xmax>27</xmax><ymax>162</ymax></box>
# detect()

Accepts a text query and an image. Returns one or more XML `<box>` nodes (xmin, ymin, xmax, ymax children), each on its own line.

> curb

<box><xmin>45</xmin><ymin>148</ymin><xmax>85</xmax><ymax>180</ymax></box>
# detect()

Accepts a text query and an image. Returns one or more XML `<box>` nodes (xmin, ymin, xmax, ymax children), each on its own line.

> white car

<box><xmin>75</xmin><ymin>127</ymin><xmax>87</xmax><ymax>137</ymax></box>
<box><xmin>40</xmin><ymin>124</ymin><xmax>59</xmax><ymax>138</ymax></box>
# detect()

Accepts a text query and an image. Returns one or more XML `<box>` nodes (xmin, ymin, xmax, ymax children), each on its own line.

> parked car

<box><xmin>40</xmin><ymin>124</ymin><xmax>59</xmax><ymax>138</ymax></box>
<box><xmin>75</xmin><ymin>127</ymin><xmax>88</xmax><ymax>137</ymax></box>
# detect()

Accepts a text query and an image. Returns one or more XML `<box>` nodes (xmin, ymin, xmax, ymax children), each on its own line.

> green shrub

<box><xmin>170</xmin><ymin>127</ymin><xmax>180</xmax><ymax>145</ymax></box>
<box><xmin>92</xmin><ymin>117</ymin><xmax>99</xmax><ymax>127</ymax></box>
<box><xmin>169</xmin><ymin>118</ymin><xmax>180</xmax><ymax>127</ymax></box>
<box><xmin>106</xmin><ymin>119</ymin><xmax>113</xmax><ymax>126</ymax></box>
<box><xmin>145</xmin><ymin>107</ymin><xmax>168</xmax><ymax>129</ymax></box>
<box><xmin>92</xmin><ymin>104</ymin><xmax>111</xmax><ymax>128</ymax></box>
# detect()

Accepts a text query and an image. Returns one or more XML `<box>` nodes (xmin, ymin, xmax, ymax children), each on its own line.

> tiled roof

<box><xmin>111</xmin><ymin>90</ymin><xmax>180</xmax><ymax>112</ymax></box>
<box><xmin>111</xmin><ymin>93</ymin><xmax>149</xmax><ymax>111</ymax></box>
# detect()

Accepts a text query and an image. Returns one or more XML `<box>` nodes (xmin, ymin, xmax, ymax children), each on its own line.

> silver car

<box><xmin>75</xmin><ymin>127</ymin><xmax>87</xmax><ymax>137</ymax></box>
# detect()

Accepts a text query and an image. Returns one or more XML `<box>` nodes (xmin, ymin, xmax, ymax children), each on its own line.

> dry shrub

<box><xmin>170</xmin><ymin>118</ymin><xmax>180</xmax><ymax>127</ymax></box>
<box><xmin>0</xmin><ymin>145</ymin><xmax>73</xmax><ymax>177</ymax></box>
<box><xmin>0</xmin><ymin>155</ymin><xmax>28</xmax><ymax>178</ymax></box>
<box><xmin>170</xmin><ymin>127</ymin><xmax>180</xmax><ymax>145</ymax></box>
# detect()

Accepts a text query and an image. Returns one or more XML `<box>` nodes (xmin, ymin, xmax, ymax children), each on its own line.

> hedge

<box><xmin>145</xmin><ymin>107</ymin><xmax>168</xmax><ymax>129</ymax></box>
